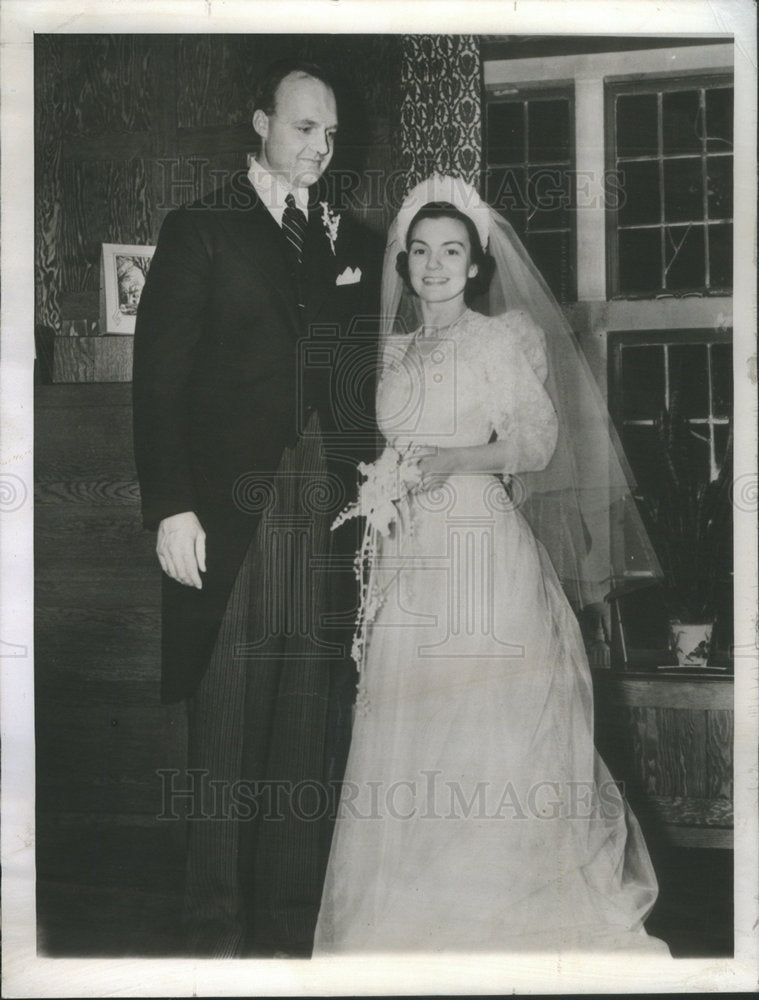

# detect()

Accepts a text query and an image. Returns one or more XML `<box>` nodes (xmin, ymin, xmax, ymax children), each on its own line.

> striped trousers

<box><xmin>183</xmin><ymin>416</ymin><xmax>355</xmax><ymax>956</ymax></box>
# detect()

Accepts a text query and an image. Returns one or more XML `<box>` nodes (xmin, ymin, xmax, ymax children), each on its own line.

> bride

<box><xmin>314</xmin><ymin>176</ymin><xmax>668</xmax><ymax>954</ymax></box>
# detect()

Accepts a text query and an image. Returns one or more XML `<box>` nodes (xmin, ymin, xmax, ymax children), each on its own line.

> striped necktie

<box><xmin>282</xmin><ymin>192</ymin><xmax>306</xmax><ymax>265</ymax></box>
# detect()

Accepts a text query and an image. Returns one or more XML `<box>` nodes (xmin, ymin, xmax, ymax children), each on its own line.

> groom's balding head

<box><xmin>252</xmin><ymin>59</ymin><xmax>338</xmax><ymax>189</ymax></box>
<box><xmin>253</xmin><ymin>58</ymin><xmax>335</xmax><ymax>118</ymax></box>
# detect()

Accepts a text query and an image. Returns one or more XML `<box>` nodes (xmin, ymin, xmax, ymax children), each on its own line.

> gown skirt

<box><xmin>314</xmin><ymin>310</ymin><xmax>666</xmax><ymax>954</ymax></box>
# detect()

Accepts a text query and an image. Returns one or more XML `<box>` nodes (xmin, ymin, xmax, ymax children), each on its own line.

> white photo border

<box><xmin>2</xmin><ymin>1</ymin><xmax>757</xmax><ymax>996</ymax></box>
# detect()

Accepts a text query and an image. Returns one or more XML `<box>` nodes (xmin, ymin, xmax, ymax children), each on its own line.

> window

<box><xmin>608</xmin><ymin>328</ymin><xmax>733</xmax><ymax>664</ymax></box>
<box><xmin>611</xmin><ymin>329</ymin><xmax>732</xmax><ymax>489</ymax></box>
<box><xmin>483</xmin><ymin>88</ymin><xmax>576</xmax><ymax>302</ymax></box>
<box><xmin>606</xmin><ymin>75</ymin><xmax>733</xmax><ymax>298</ymax></box>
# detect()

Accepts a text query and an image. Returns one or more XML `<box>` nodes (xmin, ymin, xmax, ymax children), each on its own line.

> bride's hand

<box><xmin>404</xmin><ymin>447</ymin><xmax>455</xmax><ymax>493</ymax></box>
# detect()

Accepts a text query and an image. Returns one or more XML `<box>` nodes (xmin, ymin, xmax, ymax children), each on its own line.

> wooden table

<box><xmin>592</xmin><ymin>668</ymin><xmax>733</xmax><ymax>849</ymax></box>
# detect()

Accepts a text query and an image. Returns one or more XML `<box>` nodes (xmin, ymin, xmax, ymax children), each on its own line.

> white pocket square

<box><xmin>336</xmin><ymin>266</ymin><xmax>362</xmax><ymax>286</ymax></box>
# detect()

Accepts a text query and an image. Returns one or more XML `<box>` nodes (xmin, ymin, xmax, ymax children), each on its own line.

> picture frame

<box><xmin>99</xmin><ymin>242</ymin><xmax>155</xmax><ymax>335</ymax></box>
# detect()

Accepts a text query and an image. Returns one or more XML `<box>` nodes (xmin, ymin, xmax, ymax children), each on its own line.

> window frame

<box><xmin>483</xmin><ymin>82</ymin><xmax>577</xmax><ymax>303</ymax></box>
<box><xmin>608</xmin><ymin>325</ymin><xmax>732</xmax><ymax>482</ymax></box>
<box><xmin>607</xmin><ymin>325</ymin><xmax>734</xmax><ymax>666</ymax></box>
<box><xmin>605</xmin><ymin>71</ymin><xmax>734</xmax><ymax>300</ymax></box>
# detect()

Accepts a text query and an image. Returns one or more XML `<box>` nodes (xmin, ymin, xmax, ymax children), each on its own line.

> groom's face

<box><xmin>253</xmin><ymin>72</ymin><xmax>338</xmax><ymax>189</ymax></box>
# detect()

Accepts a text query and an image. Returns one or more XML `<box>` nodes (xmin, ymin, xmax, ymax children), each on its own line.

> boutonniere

<box><xmin>320</xmin><ymin>202</ymin><xmax>341</xmax><ymax>255</ymax></box>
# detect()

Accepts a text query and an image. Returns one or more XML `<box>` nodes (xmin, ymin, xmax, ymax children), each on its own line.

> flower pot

<box><xmin>668</xmin><ymin>620</ymin><xmax>713</xmax><ymax>667</ymax></box>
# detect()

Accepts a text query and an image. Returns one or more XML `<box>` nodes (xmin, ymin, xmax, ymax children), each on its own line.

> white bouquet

<box><xmin>332</xmin><ymin>445</ymin><xmax>423</xmax><ymax>675</ymax></box>
<box><xmin>332</xmin><ymin>444</ymin><xmax>423</xmax><ymax>537</ymax></box>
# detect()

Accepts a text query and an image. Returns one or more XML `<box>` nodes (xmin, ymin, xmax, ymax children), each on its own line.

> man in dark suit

<box><xmin>133</xmin><ymin>59</ymin><xmax>377</xmax><ymax>957</ymax></box>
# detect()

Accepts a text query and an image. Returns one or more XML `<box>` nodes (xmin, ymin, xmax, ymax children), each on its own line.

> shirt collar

<box><xmin>247</xmin><ymin>157</ymin><xmax>309</xmax><ymax>226</ymax></box>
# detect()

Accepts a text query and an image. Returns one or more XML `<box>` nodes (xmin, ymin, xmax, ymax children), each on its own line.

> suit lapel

<box><xmin>301</xmin><ymin>204</ymin><xmax>338</xmax><ymax>327</ymax></box>
<box><xmin>216</xmin><ymin>174</ymin><xmax>303</xmax><ymax>339</ymax></box>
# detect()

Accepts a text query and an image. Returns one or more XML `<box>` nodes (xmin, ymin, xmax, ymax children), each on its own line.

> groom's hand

<box><xmin>156</xmin><ymin>511</ymin><xmax>207</xmax><ymax>589</ymax></box>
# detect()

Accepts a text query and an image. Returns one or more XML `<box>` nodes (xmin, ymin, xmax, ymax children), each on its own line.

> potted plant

<box><xmin>639</xmin><ymin>387</ymin><xmax>733</xmax><ymax>668</ymax></box>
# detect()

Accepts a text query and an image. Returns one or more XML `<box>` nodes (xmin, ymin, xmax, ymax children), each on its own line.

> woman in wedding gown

<box><xmin>314</xmin><ymin>176</ymin><xmax>667</xmax><ymax>954</ymax></box>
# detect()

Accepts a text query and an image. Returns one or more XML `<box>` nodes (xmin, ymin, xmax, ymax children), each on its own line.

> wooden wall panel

<box><xmin>157</xmin><ymin>151</ymin><xmax>252</xmax><ymax>210</ymax></box>
<box><xmin>59</xmin><ymin>35</ymin><xmax>157</xmax><ymax>136</ymax></box>
<box><xmin>60</xmin><ymin>159</ymin><xmax>154</xmax><ymax>301</ymax></box>
<box><xmin>177</xmin><ymin>34</ymin><xmax>267</xmax><ymax>128</ymax></box>
<box><xmin>602</xmin><ymin>704</ymin><xmax>731</xmax><ymax>800</ymax></box>
<box><xmin>593</xmin><ymin>673</ymin><xmax>733</xmax><ymax>846</ymax></box>
<box><xmin>705</xmin><ymin>709</ymin><xmax>734</xmax><ymax>799</ymax></box>
<box><xmin>35</xmin><ymin>36</ymin><xmax>66</xmax><ymax>332</ymax></box>
<box><xmin>175</xmin><ymin>34</ymin><xmax>404</xmax><ymax>133</ymax></box>
<box><xmin>52</xmin><ymin>337</ymin><xmax>134</xmax><ymax>383</ymax></box>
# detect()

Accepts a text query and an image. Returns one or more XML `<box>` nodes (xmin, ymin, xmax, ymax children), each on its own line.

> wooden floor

<box><xmin>644</xmin><ymin>844</ymin><xmax>733</xmax><ymax>957</ymax></box>
<box><xmin>36</xmin><ymin>823</ymin><xmax>733</xmax><ymax>958</ymax></box>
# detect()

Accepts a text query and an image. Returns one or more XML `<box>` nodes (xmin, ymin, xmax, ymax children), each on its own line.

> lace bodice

<box><xmin>377</xmin><ymin>308</ymin><xmax>559</xmax><ymax>475</ymax></box>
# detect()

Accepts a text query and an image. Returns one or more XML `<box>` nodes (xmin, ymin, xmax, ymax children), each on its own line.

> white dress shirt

<box><xmin>247</xmin><ymin>157</ymin><xmax>309</xmax><ymax>228</ymax></box>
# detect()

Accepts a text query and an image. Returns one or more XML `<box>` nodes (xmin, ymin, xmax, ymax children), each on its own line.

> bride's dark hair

<box><xmin>395</xmin><ymin>202</ymin><xmax>496</xmax><ymax>304</ymax></box>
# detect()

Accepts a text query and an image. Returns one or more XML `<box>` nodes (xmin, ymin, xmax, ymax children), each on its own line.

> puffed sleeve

<box><xmin>481</xmin><ymin>311</ymin><xmax>558</xmax><ymax>474</ymax></box>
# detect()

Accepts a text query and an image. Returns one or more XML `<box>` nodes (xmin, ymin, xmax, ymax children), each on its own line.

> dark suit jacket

<box><xmin>133</xmin><ymin>171</ymin><xmax>379</xmax><ymax>703</ymax></box>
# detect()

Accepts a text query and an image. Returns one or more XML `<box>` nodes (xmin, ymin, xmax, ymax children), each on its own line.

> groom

<box><xmin>133</xmin><ymin>58</ymin><xmax>377</xmax><ymax>956</ymax></box>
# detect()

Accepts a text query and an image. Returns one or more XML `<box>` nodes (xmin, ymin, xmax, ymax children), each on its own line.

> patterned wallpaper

<box><xmin>399</xmin><ymin>35</ymin><xmax>482</xmax><ymax>194</ymax></box>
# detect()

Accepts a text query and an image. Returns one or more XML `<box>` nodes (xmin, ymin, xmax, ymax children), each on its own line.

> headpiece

<box><xmin>394</xmin><ymin>174</ymin><xmax>490</xmax><ymax>252</ymax></box>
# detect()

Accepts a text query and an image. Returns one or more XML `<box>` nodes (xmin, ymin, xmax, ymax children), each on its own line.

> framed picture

<box><xmin>99</xmin><ymin>242</ymin><xmax>155</xmax><ymax>334</ymax></box>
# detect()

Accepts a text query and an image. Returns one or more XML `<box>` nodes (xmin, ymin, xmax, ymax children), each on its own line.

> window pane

<box><xmin>714</xmin><ymin>423</ymin><xmax>732</xmax><ymax>474</ymax></box>
<box><xmin>706</xmin><ymin>155</ymin><xmax>733</xmax><ymax>219</ymax></box>
<box><xmin>621</xmin><ymin>425</ymin><xmax>660</xmax><ymax>495</ymax></box>
<box><xmin>664</xmin><ymin>224</ymin><xmax>705</xmax><ymax>290</ymax></box>
<box><xmin>524</xmin><ymin>230</ymin><xmax>574</xmax><ymax>303</ymax></box>
<box><xmin>662</xmin><ymin>89</ymin><xmax>703</xmax><ymax>155</ymax></box>
<box><xmin>684</xmin><ymin>421</ymin><xmax>712</xmax><ymax>483</ymax></box>
<box><xmin>615</xmin><ymin>585</ymin><xmax>671</xmax><ymax>655</ymax></box>
<box><xmin>711</xmin><ymin>343</ymin><xmax>733</xmax><ymax>417</ymax></box>
<box><xmin>618</xmin><ymin>161</ymin><xmax>661</xmax><ymax>225</ymax></box>
<box><xmin>527</xmin><ymin>166</ymin><xmax>570</xmax><ymax>231</ymax></box>
<box><xmin>609</xmin><ymin>80</ymin><xmax>732</xmax><ymax>298</ymax></box>
<box><xmin>618</xmin><ymin>228</ymin><xmax>662</xmax><ymax>294</ymax></box>
<box><xmin>668</xmin><ymin>343</ymin><xmax>709</xmax><ymax>418</ymax></box>
<box><xmin>616</xmin><ymin>93</ymin><xmax>658</xmax><ymax>158</ymax></box>
<box><xmin>708</xmin><ymin>223</ymin><xmax>733</xmax><ymax>289</ymax></box>
<box><xmin>620</xmin><ymin>344</ymin><xmax>665</xmax><ymax>420</ymax></box>
<box><xmin>488</xmin><ymin>168</ymin><xmax>527</xmax><ymax>235</ymax></box>
<box><xmin>486</xmin><ymin>101</ymin><xmax>524</xmax><ymax>164</ymax></box>
<box><xmin>527</xmin><ymin>99</ymin><xmax>570</xmax><ymax>163</ymax></box>
<box><xmin>663</xmin><ymin>158</ymin><xmax>703</xmax><ymax>223</ymax></box>
<box><xmin>705</xmin><ymin>87</ymin><xmax>734</xmax><ymax>152</ymax></box>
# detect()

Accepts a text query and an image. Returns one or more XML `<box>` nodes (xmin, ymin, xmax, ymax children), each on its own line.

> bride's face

<box><xmin>407</xmin><ymin>216</ymin><xmax>479</xmax><ymax>306</ymax></box>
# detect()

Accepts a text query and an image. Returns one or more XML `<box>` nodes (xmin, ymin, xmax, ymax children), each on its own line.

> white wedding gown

<box><xmin>314</xmin><ymin>309</ymin><xmax>665</xmax><ymax>954</ymax></box>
